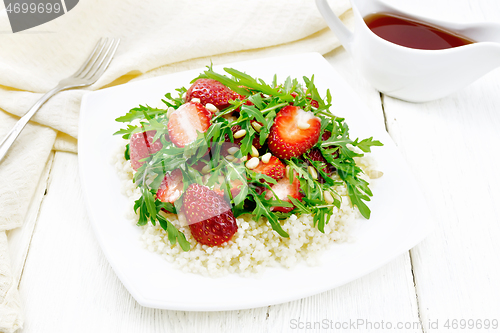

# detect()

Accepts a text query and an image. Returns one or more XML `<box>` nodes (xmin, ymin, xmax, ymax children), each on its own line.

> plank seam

<box><xmin>409</xmin><ymin>250</ymin><xmax>425</xmax><ymax>333</ymax></box>
<box><xmin>379</xmin><ymin>93</ymin><xmax>389</xmax><ymax>133</ymax></box>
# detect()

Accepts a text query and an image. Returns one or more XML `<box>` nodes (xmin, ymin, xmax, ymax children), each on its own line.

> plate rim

<box><xmin>78</xmin><ymin>52</ymin><xmax>433</xmax><ymax>311</ymax></box>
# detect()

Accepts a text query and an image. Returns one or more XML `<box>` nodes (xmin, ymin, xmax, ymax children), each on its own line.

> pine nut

<box><xmin>201</xmin><ymin>164</ymin><xmax>211</xmax><ymax>174</ymax></box>
<box><xmin>308</xmin><ymin>166</ymin><xmax>318</xmax><ymax>180</ymax></box>
<box><xmin>368</xmin><ymin>170</ymin><xmax>384</xmax><ymax>179</ymax></box>
<box><xmin>157</xmin><ymin>100</ymin><xmax>166</xmax><ymax>109</ymax></box>
<box><xmin>261</xmin><ymin>153</ymin><xmax>272</xmax><ymax>164</ymax></box>
<box><xmin>166</xmin><ymin>107</ymin><xmax>175</xmax><ymax>118</ymax></box>
<box><xmin>252</xmin><ymin>122</ymin><xmax>263</xmax><ymax>132</ymax></box>
<box><xmin>233</xmin><ymin>129</ymin><xmax>247</xmax><ymax>139</ymax></box>
<box><xmin>191</xmin><ymin>97</ymin><xmax>201</xmax><ymax>104</ymax></box>
<box><xmin>324</xmin><ymin>191</ymin><xmax>334</xmax><ymax>204</ymax></box>
<box><xmin>251</xmin><ymin>145</ymin><xmax>259</xmax><ymax>157</ymax></box>
<box><xmin>227</xmin><ymin>147</ymin><xmax>239</xmax><ymax>155</ymax></box>
<box><xmin>205</xmin><ymin>103</ymin><xmax>218</xmax><ymax>112</ymax></box>
<box><xmin>240</xmin><ymin>155</ymin><xmax>248</xmax><ymax>162</ymax></box>
<box><xmin>245</xmin><ymin>157</ymin><xmax>260</xmax><ymax>169</ymax></box>
<box><xmin>297</xmin><ymin>121</ymin><xmax>311</xmax><ymax>130</ymax></box>
<box><xmin>225</xmin><ymin>155</ymin><xmax>235</xmax><ymax>162</ymax></box>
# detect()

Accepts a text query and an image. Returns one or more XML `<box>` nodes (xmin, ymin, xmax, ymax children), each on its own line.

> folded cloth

<box><xmin>0</xmin><ymin>0</ymin><xmax>352</xmax><ymax>330</ymax></box>
<box><xmin>0</xmin><ymin>232</ymin><xmax>22</xmax><ymax>333</ymax></box>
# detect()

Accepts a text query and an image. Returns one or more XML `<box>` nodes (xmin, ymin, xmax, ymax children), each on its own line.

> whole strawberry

<box><xmin>129</xmin><ymin>130</ymin><xmax>164</xmax><ymax>171</ymax></box>
<box><xmin>268</xmin><ymin>106</ymin><xmax>321</xmax><ymax>159</ymax></box>
<box><xmin>185</xmin><ymin>79</ymin><xmax>243</xmax><ymax>110</ymax></box>
<box><xmin>183</xmin><ymin>183</ymin><xmax>238</xmax><ymax>247</ymax></box>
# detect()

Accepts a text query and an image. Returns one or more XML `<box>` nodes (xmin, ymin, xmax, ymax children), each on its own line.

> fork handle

<box><xmin>0</xmin><ymin>84</ymin><xmax>65</xmax><ymax>163</ymax></box>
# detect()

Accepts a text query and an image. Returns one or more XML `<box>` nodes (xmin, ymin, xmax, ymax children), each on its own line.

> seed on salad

<box><xmin>201</xmin><ymin>164</ymin><xmax>211</xmax><ymax>174</ymax></box>
<box><xmin>261</xmin><ymin>152</ymin><xmax>272</xmax><ymax>164</ymax></box>
<box><xmin>324</xmin><ymin>190</ymin><xmax>334</xmax><ymax>204</ymax></box>
<box><xmin>205</xmin><ymin>103</ymin><xmax>218</xmax><ymax>112</ymax></box>
<box><xmin>227</xmin><ymin>147</ymin><xmax>239</xmax><ymax>155</ymax></box>
<box><xmin>157</xmin><ymin>100</ymin><xmax>166</xmax><ymax>109</ymax></box>
<box><xmin>166</xmin><ymin>107</ymin><xmax>175</xmax><ymax>118</ymax></box>
<box><xmin>202</xmin><ymin>175</ymin><xmax>211</xmax><ymax>183</ymax></box>
<box><xmin>297</xmin><ymin>121</ymin><xmax>311</xmax><ymax>130</ymax></box>
<box><xmin>308</xmin><ymin>166</ymin><xmax>318</xmax><ymax>180</ymax></box>
<box><xmin>225</xmin><ymin>155</ymin><xmax>235</xmax><ymax>162</ymax></box>
<box><xmin>191</xmin><ymin>97</ymin><xmax>201</xmax><ymax>103</ymax></box>
<box><xmin>368</xmin><ymin>170</ymin><xmax>384</xmax><ymax>179</ymax></box>
<box><xmin>251</xmin><ymin>121</ymin><xmax>263</xmax><ymax>132</ymax></box>
<box><xmin>234</xmin><ymin>129</ymin><xmax>247</xmax><ymax>139</ymax></box>
<box><xmin>251</xmin><ymin>145</ymin><xmax>259</xmax><ymax>157</ymax></box>
<box><xmin>240</xmin><ymin>155</ymin><xmax>248</xmax><ymax>162</ymax></box>
<box><xmin>245</xmin><ymin>157</ymin><xmax>259</xmax><ymax>169</ymax></box>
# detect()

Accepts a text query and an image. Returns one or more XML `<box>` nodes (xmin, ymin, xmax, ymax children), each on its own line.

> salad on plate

<box><xmin>113</xmin><ymin>67</ymin><xmax>383</xmax><ymax>276</ymax></box>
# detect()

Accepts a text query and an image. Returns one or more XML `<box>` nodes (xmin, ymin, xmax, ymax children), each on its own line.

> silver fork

<box><xmin>0</xmin><ymin>37</ymin><xmax>120</xmax><ymax>163</ymax></box>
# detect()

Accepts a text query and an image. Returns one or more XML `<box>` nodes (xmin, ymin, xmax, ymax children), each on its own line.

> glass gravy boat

<box><xmin>316</xmin><ymin>0</ymin><xmax>500</xmax><ymax>102</ymax></box>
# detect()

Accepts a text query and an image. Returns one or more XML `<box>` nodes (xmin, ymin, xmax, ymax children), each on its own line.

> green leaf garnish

<box><xmin>115</xmin><ymin>66</ymin><xmax>383</xmax><ymax>251</ymax></box>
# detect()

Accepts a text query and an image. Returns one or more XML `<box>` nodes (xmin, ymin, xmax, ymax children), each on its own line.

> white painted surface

<box><xmin>8</xmin><ymin>0</ymin><xmax>500</xmax><ymax>331</ymax></box>
<box><xmin>78</xmin><ymin>52</ymin><xmax>431</xmax><ymax>312</ymax></box>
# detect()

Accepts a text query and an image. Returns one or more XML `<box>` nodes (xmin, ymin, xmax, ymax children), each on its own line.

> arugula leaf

<box><xmin>353</xmin><ymin>137</ymin><xmax>384</xmax><ymax>153</ymax></box>
<box><xmin>116</xmin><ymin>66</ymin><xmax>383</xmax><ymax>251</ymax></box>
<box><xmin>124</xmin><ymin>144</ymin><xmax>130</xmax><ymax>160</ymax></box>
<box><xmin>115</xmin><ymin>105</ymin><xmax>166</xmax><ymax>123</ymax></box>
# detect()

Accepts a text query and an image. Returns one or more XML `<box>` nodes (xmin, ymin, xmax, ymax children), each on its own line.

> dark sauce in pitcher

<box><xmin>364</xmin><ymin>12</ymin><xmax>475</xmax><ymax>50</ymax></box>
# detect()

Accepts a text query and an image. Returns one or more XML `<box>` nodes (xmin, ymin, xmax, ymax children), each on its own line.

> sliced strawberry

<box><xmin>224</xmin><ymin>125</ymin><xmax>262</xmax><ymax>149</ymax></box>
<box><xmin>156</xmin><ymin>169</ymin><xmax>184</xmax><ymax>204</ymax></box>
<box><xmin>167</xmin><ymin>102</ymin><xmax>212</xmax><ymax>148</ymax></box>
<box><xmin>307</xmin><ymin>148</ymin><xmax>337</xmax><ymax>172</ymax></box>
<box><xmin>250</xmin><ymin>183</ymin><xmax>266</xmax><ymax>196</ymax></box>
<box><xmin>265</xmin><ymin>175</ymin><xmax>303</xmax><ymax>213</ymax></box>
<box><xmin>268</xmin><ymin>106</ymin><xmax>321</xmax><ymax>159</ymax></box>
<box><xmin>129</xmin><ymin>130</ymin><xmax>164</xmax><ymax>171</ymax></box>
<box><xmin>183</xmin><ymin>183</ymin><xmax>238</xmax><ymax>246</ymax></box>
<box><xmin>253</xmin><ymin>156</ymin><xmax>285</xmax><ymax>182</ymax></box>
<box><xmin>213</xmin><ymin>179</ymin><xmax>245</xmax><ymax>199</ymax></box>
<box><xmin>310</xmin><ymin>99</ymin><xmax>319</xmax><ymax>108</ymax></box>
<box><xmin>185</xmin><ymin>79</ymin><xmax>244</xmax><ymax>110</ymax></box>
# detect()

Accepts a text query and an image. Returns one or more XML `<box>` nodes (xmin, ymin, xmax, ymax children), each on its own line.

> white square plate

<box><xmin>79</xmin><ymin>52</ymin><xmax>432</xmax><ymax>311</ymax></box>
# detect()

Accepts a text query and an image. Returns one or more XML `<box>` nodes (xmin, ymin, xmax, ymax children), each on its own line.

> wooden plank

<box><xmin>264</xmin><ymin>47</ymin><xmax>421</xmax><ymax>333</ymax></box>
<box><xmin>17</xmin><ymin>50</ymin><xmax>422</xmax><ymax>332</ymax></box>
<box><xmin>268</xmin><ymin>254</ymin><xmax>420</xmax><ymax>332</ymax></box>
<box><xmin>380</xmin><ymin>0</ymin><xmax>500</xmax><ymax>329</ymax></box>
<box><xmin>384</xmin><ymin>72</ymin><xmax>500</xmax><ymax>329</ymax></box>
<box><xmin>18</xmin><ymin>152</ymin><xmax>268</xmax><ymax>333</ymax></box>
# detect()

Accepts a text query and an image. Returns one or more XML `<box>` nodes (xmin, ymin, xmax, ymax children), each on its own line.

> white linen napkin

<box><xmin>0</xmin><ymin>0</ymin><xmax>352</xmax><ymax>331</ymax></box>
